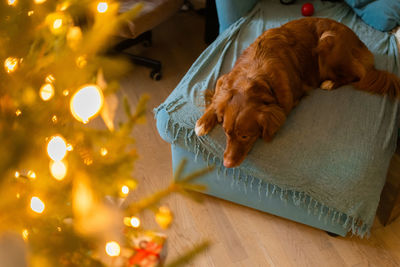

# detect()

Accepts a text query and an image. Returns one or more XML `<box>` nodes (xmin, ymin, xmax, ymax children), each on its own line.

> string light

<box><xmin>58</xmin><ymin>1</ymin><xmax>70</xmax><ymax>11</ymax></box>
<box><xmin>34</xmin><ymin>0</ymin><xmax>46</xmax><ymax>4</ymax></box>
<box><xmin>67</xmin><ymin>26</ymin><xmax>82</xmax><ymax>50</ymax></box>
<box><xmin>50</xmin><ymin>160</ymin><xmax>67</xmax><ymax>181</ymax></box>
<box><xmin>27</xmin><ymin>170</ymin><xmax>36</xmax><ymax>180</ymax></box>
<box><xmin>30</xmin><ymin>196</ymin><xmax>45</xmax><ymax>214</ymax></box>
<box><xmin>53</xmin><ymin>19</ymin><xmax>63</xmax><ymax>30</ymax></box>
<box><xmin>39</xmin><ymin>83</ymin><xmax>55</xmax><ymax>101</ymax></box>
<box><xmin>100</xmin><ymin>147</ymin><xmax>108</xmax><ymax>156</ymax></box>
<box><xmin>70</xmin><ymin>84</ymin><xmax>104</xmax><ymax>124</ymax></box>
<box><xmin>15</xmin><ymin>109</ymin><xmax>21</xmax><ymax>116</ymax></box>
<box><xmin>22</xmin><ymin>229</ymin><xmax>29</xmax><ymax>241</ymax></box>
<box><xmin>76</xmin><ymin>55</ymin><xmax>87</xmax><ymax>68</ymax></box>
<box><xmin>130</xmin><ymin>216</ymin><xmax>140</xmax><ymax>228</ymax></box>
<box><xmin>52</xmin><ymin>115</ymin><xmax>58</xmax><ymax>123</ymax></box>
<box><xmin>63</xmin><ymin>90</ymin><xmax>69</xmax><ymax>96</ymax></box>
<box><xmin>83</xmin><ymin>158</ymin><xmax>93</xmax><ymax>166</ymax></box>
<box><xmin>4</xmin><ymin>57</ymin><xmax>19</xmax><ymax>73</ymax></box>
<box><xmin>27</xmin><ymin>10</ymin><xmax>34</xmax><ymax>16</ymax></box>
<box><xmin>66</xmin><ymin>144</ymin><xmax>73</xmax><ymax>151</ymax></box>
<box><xmin>46</xmin><ymin>13</ymin><xmax>68</xmax><ymax>35</ymax></box>
<box><xmin>97</xmin><ymin>2</ymin><xmax>108</xmax><ymax>13</ymax></box>
<box><xmin>14</xmin><ymin>171</ymin><xmax>20</xmax><ymax>178</ymax></box>
<box><xmin>7</xmin><ymin>0</ymin><xmax>17</xmax><ymax>6</ymax></box>
<box><xmin>47</xmin><ymin>135</ymin><xmax>67</xmax><ymax>161</ymax></box>
<box><xmin>16</xmin><ymin>193</ymin><xmax>20</xmax><ymax>199</ymax></box>
<box><xmin>105</xmin><ymin>241</ymin><xmax>120</xmax><ymax>257</ymax></box>
<box><xmin>45</xmin><ymin>74</ymin><xmax>55</xmax><ymax>83</ymax></box>
<box><xmin>120</xmin><ymin>185</ymin><xmax>129</xmax><ymax>197</ymax></box>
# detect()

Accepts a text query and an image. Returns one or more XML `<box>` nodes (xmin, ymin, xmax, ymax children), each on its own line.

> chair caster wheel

<box><xmin>150</xmin><ymin>70</ymin><xmax>162</xmax><ymax>81</ymax></box>
<box><xmin>143</xmin><ymin>40</ymin><xmax>152</xmax><ymax>47</ymax></box>
<box><xmin>326</xmin><ymin>231</ymin><xmax>339</xmax><ymax>237</ymax></box>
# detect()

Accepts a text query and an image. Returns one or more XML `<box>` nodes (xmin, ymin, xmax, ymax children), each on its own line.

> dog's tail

<box><xmin>353</xmin><ymin>68</ymin><xmax>400</xmax><ymax>99</ymax></box>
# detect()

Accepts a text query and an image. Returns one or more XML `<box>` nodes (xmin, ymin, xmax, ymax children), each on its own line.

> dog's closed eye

<box><xmin>240</xmin><ymin>135</ymin><xmax>250</xmax><ymax>141</ymax></box>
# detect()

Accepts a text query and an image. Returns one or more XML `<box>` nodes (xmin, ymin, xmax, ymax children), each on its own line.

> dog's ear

<box><xmin>257</xmin><ymin>105</ymin><xmax>286</xmax><ymax>142</ymax></box>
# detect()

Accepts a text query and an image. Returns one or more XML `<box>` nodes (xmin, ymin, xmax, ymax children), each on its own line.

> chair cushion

<box><xmin>119</xmin><ymin>0</ymin><xmax>183</xmax><ymax>38</ymax></box>
<box><xmin>155</xmin><ymin>0</ymin><xmax>400</xmax><ymax>236</ymax></box>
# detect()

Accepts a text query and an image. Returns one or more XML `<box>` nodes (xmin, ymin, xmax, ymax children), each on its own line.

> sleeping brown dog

<box><xmin>195</xmin><ymin>17</ymin><xmax>400</xmax><ymax>168</ymax></box>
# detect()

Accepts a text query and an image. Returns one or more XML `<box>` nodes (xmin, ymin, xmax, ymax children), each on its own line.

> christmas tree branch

<box><xmin>165</xmin><ymin>241</ymin><xmax>211</xmax><ymax>267</ymax></box>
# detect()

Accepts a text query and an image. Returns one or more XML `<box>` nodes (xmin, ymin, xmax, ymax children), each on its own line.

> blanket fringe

<box><xmin>159</xmin><ymin>107</ymin><xmax>371</xmax><ymax>238</ymax></box>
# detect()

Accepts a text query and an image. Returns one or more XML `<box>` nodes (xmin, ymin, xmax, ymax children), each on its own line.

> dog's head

<box><xmin>214</xmin><ymin>76</ymin><xmax>286</xmax><ymax>168</ymax></box>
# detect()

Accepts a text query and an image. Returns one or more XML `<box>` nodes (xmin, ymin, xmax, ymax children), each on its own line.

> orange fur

<box><xmin>196</xmin><ymin>17</ymin><xmax>400</xmax><ymax>168</ymax></box>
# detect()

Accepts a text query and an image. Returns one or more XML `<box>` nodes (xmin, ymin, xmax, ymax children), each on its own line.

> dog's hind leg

<box><xmin>320</xmin><ymin>80</ymin><xmax>336</xmax><ymax>90</ymax></box>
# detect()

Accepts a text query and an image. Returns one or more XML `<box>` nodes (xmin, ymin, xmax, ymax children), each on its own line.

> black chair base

<box><xmin>111</xmin><ymin>31</ymin><xmax>162</xmax><ymax>81</ymax></box>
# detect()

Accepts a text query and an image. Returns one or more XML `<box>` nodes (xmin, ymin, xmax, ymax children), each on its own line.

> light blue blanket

<box><xmin>155</xmin><ymin>0</ymin><xmax>400</xmax><ymax>236</ymax></box>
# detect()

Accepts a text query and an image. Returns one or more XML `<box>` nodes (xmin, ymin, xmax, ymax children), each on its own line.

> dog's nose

<box><xmin>223</xmin><ymin>158</ymin><xmax>235</xmax><ymax>168</ymax></box>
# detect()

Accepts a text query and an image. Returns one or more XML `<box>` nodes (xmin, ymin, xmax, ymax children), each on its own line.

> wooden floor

<box><xmin>119</xmin><ymin>9</ymin><xmax>400</xmax><ymax>267</ymax></box>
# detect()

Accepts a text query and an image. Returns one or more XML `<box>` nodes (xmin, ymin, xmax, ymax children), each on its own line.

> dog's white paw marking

<box><xmin>321</xmin><ymin>80</ymin><xmax>335</xmax><ymax>90</ymax></box>
<box><xmin>195</xmin><ymin>121</ymin><xmax>206</xmax><ymax>136</ymax></box>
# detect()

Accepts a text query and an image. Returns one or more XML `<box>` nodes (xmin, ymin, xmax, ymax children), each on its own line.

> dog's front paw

<box><xmin>195</xmin><ymin>109</ymin><xmax>218</xmax><ymax>136</ymax></box>
<box><xmin>195</xmin><ymin>120</ymin><xmax>208</xmax><ymax>136</ymax></box>
<box><xmin>320</xmin><ymin>80</ymin><xmax>335</xmax><ymax>90</ymax></box>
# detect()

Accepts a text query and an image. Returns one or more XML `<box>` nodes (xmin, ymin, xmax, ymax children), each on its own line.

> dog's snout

<box><xmin>223</xmin><ymin>158</ymin><xmax>236</xmax><ymax>168</ymax></box>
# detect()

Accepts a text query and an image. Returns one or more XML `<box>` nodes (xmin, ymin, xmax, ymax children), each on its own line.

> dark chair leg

<box><xmin>110</xmin><ymin>31</ymin><xmax>162</xmax><ymax>81</ymax></box>
<box><xmin>120</xmin><ymin>52</ymin><xmax>162</xmax><ymax>80</ymax></box>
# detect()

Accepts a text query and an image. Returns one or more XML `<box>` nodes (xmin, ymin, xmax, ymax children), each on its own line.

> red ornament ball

<box><xmin>301</xmin><ymin>3</ymin><xmax>314</xmax><ymax>16</ymax></box>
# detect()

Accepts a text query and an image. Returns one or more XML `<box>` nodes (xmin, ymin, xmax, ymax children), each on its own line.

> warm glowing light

<box><xmin>130</xmin><ymin>216</ymin><xmax>140</xmax><ymax>228</ymax></box>
<box><xmin>105</xmin><ymin>241</ymin><xmax>120</xmax><ymax>257</ymax></box>
<box><xmin>22</xmin><ymin>229</ymin><xmax>29</xmax><ymax>241</ymax></box>
<box><xmin>4</xmin><ymin>57</ymin><xmax>19</xmax><ymax>73</ymax></box>
<box><xmin>30</xmin><ymin>196</ymin><xmax>45</xmax><ymax>214</ymax></box>
<box><xmin>121</xmin><ymin>185</ymin><xmax>129</xmax><ymax>196</ymax></box>
<box><xmin>40</xmin><ymin>83</ymin><xmax>55</xmax><ymax>101</ymax></box>
<box><xmin>70</xmin><ymin>84</ymin><xmax>104</xmax><ymax>124</ymax></box>
<box><xmin>14</xmin><ymin>171</ymin><xmax>20</xmax><ymax>178</ymax></box>
<box><xmin>45</xmin><ymin>74</ymin><xmax>55</xmax><ymax>83</ymax></box>
<box><xmin>27</xmin><ymin>10</ymin><xmax>34</xmax><ymax>16</ymax></box>
<box><xmin>52</xmin><ymin>115</ymin><xmax>58</xmax><ymax>123</ymax></box>
<box><xmin>46</xmin><ymin>13</ymin><xmax>67</xmax><ymax>35</ymax></box>
<box><xmin>123</xmin><ymin>217</ymin><xmax>141</xmax><ymax>229</ymax></box>
<box><xmin>27</xmin><ymin>170</ymin><xmax>36</xmax><ymax>179</ymax></box>
<box><xmin>47</xmin><ymin>135</ymin><xmax>67</xmax><ymax>161</ymax></box>
<box><xmin>155</xmin><ymin>206</ymin><xmax>173</xmax><ymax>229</ymax></box>
<box><xmin>8</xmin><ymin>0</ymin><xmax>17</xmax><ymax>6</ymax></box>
<box><xmin>34</xmin><ymin>0</ymin><xmax>46</xmax><ymax>4</ymax></box>
<box><xmin>58</xmin><ymin>1</ymin><xmax>70</xmax><ymax>11</ymax></box>
<box><xmin>97</xmin><ymin>2</ymin><xmax>108</xmax><ymax>13</ymax></box>
<box><xmin>63</xmin><ymin>90</ymin><xmax>70</xmax><ymax>96</ymax></box>
<box><xmin>66</xmin><ymin>144</ymin><xmax>73</xmax><ymax>151</ymax></box>
<box><xmin>73</xmin><ymin>175</ymin><xmax>95</xmax><ymax>220</ymax></box>
<box><xmin>76</xmin><ymin>55</ymin><xmax>87</xmax><ymax>68</ymax></box>
<box><xmin>16</xmin><ymin>193</ymin><xmax>20</xmax><ymax>199</ymax></box>
<box><xmin>15</xmin><ymin>109</ymin><xmax>21</xmax><ymax>116</ymax></box>
<box><xmin>100</xmin><ymin>147</ymin><xmax>108</xmax><ymax>156</ymax></box>
<box><xmin>84</xmin><ymin>158</ymin><xmax>93</xmax><ymax>165</ymax></box>
<box><xmin>53</xmin><ymin>19</ymin><xmax>63</xmax><ymax>30</ymax></box>
<box><xmin>50</xmin><ymin>160</ymin><xmax>67</xmax><ymax>180</ymax></box>
<box><xmin>67</xmin><ymin>27</ymin><xmax>82</xmax><ymax>50</ymax></box>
